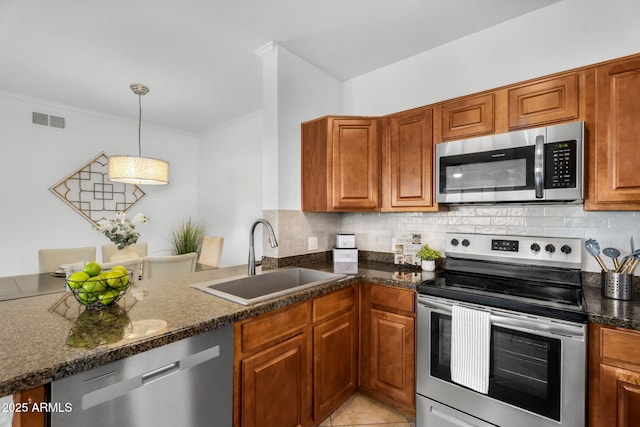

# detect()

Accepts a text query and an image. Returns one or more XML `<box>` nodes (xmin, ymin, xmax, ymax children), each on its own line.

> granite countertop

<box><xmin>0</xmin><ymin>261</ymin><xmax>426</xmax><ymax>397</ymax></box>
<box><xmin>1</xmin><ymin>260</ymin><xmax>638</xmax><ymax>397</ymax></box>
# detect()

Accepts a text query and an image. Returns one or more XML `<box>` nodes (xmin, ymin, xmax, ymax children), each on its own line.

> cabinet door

<box><xmin>508</xmin><ymin>73</ymin><xmax>579</xmax><ymax>129</ymax></box>
<box><xmin>588</xmin><ymin>57</ymin><xmax>640</xmax><ymax>209</ymax></box>
<box><xmin>599</xmin><ymin>364</ymin><xmax>640</xmax><ymax>427</ymax></box>
<box><xmin>441</xmin><ymin>93</ymin><xmax>495</xmax><ymax>140</ymax></box>
<box><xmin>239</xmin><ymin>334</ymin><xmax>307</xmax><ymax>427</ymax></box>
<box><xmin>331</xmin><ymin>118</ymin><xmax>380</xmax><ymax>210</ymax></box>
<box><xmin>383</xmin><ymin>108</ymin><xmax>436</xmax><ymax>211</ymax></box>
<box><xmin>313</xmin><ymin>308</ymin><xmax>357</xmax><ymax>421</ymax></box>
<box><xmin>12</xmin><ymin>385</ymin><xmax>46</xmax><ymax>427</ymax></box>
<box><xmin>369</xmin><ymin>308</ymin><xmax>415</xmax><ymax>407</ymax></box>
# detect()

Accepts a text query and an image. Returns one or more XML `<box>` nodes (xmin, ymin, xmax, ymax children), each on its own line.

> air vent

<box><xmin>32</xmin><ymin>111</ymin><xmax>66</xmax><ymax>129</ymax></box>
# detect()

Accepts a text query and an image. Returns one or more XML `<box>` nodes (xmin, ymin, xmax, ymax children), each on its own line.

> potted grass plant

<box><xmin>416</xmin><ymin>244</ymin><xmax>441</xmax><ymax>272</ymax></box>
<box><xmin>170</xmin><ymin>217</ymin><xmax>206</xmax><ymax>256</ymax></box>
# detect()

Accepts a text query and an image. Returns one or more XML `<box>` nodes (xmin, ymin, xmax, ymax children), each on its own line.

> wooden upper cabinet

<box><xmin>440</xmin><ymin>93</ymin><xmax>495</xmax><ymax>140</ymax></box>
<box><xmin>302</xmin><ymin>116</ymin><xmax>380</xmax><ymax>212</ymax></box>
<box><xmin>508</xmin><ymin>73</ymin><xmax>579</xmax><ymax>129</ymax></box>
<box><xmin>382</xmin><ymin>108</ymin><xmax>436</xmax><ymax>211</ymax></box>
<box><xmin>585</xmin><ymin>56</ymin><xmax>640</xmax><ymax>210</ymax></box>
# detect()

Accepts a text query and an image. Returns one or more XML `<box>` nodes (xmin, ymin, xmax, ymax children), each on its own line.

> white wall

<box><xmin>342</xmin><ymin>0</ymin><xmax>640</xmax><ymax>115</ymax></box>
<box><xmin>0</xmin><ymin>92</ymin><xmax>198</xmax><ymax>276</ymax></box>
<box><xmin>257</xmin><ymin>43</ymin><xmax>342</xmax><ymax>213</ymax></box>
<box><xmin>196</xmin><ymin>111</ymin><xmax>264</xmax><ymax>267</ymax></box>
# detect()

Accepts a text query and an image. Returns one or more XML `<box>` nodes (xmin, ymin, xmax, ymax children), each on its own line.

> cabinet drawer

<box><xmin>313</xmin><ymin>286</ymin><xmax>355</xmax><ymax>324</ymax></box>
<box><xmin>369</xmin><ymin>284</ymin><xmax>415</xmax><ymax>314</ymax></box>
<box><xmin>601</xmin><ymin>327</ymin><xmax>640</xmax><ymax>367</ymax></box>
<box><xmin>238</xmin><ymin>302</ymin><xmax>310</xmax><ymax>355</ymax></box>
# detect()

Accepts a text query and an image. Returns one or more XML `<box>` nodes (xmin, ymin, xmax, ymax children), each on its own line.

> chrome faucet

<box><xmin>248</xmin><ymin>219</ymin><xmax>278</xmax><ymax>276</ymax></box>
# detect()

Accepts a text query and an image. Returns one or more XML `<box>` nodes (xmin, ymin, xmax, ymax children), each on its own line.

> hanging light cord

<box><xmin>137</xmin><ymin>93</ymin><xmax>142</xmax><ymax>157</ymax></box>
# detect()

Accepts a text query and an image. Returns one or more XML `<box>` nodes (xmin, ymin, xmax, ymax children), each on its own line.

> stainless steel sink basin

<box><xmin>191</xmin><ymin>267</ymin><xmax>347</xmax><ymax>305</ymax></box>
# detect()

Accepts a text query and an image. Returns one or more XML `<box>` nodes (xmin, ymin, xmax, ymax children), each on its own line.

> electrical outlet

<box><xmin>308</xmin><ymin>236</ymin><xmax>318</xmax><ymax>251</ymax></box>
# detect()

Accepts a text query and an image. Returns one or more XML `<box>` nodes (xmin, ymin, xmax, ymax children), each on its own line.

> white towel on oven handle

<box><xmin>450</xmin><ymin>304</ymin><xmax>491</xmax><ymax>394</ymax></box>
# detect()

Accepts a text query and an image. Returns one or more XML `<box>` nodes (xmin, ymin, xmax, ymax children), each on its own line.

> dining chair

<box><xmin>199</xmin><ymin>236</ymin><xmax>224</xmax><ymax>269</ymax></box>
<box><xmin>141</xmin><ymin>253</ymin><xmax>198</xmax><ymax>280</ymax></box>
<box><xmin>101</xmin><ymin>242</ymin><xmax>148</xmax><ymax>262</ymax></box>
<box><xmin>38</xmin><ymin>247</ymin><xmax>97</xmax><ymax>273</ymax></box>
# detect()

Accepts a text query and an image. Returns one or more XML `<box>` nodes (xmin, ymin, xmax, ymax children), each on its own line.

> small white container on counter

<box><xmin>333</xmin><ymin>248</ymin><xmax>358</xmax><ymax>274</ymax></box>
<box><xmin>336</xmin><ymin>234</ymin><xmax>356</xmax><ymax>249</ymax></box>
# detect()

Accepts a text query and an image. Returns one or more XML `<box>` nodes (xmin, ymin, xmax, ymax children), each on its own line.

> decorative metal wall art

<box><xmin>50</xmin><ymin>152</ymin><xmax>146</xmax><ymax>226</ymax></box>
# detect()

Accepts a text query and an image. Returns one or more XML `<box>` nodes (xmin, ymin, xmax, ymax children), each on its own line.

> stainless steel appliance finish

<box><xmin>51</xmin><ymin>325</ymin><xmax>233</xmax><ymax>427</ymax></box>
<box><xmin>416</xmin><ymin>233</ymin><xmax>587</xmax><ymax>427</ymax></box>
<box><xmin>436</xmin><ymin>121</ymin><xmax>583</xmax><ymax>204</ymax></box>
<box><xmin>191</xmin><ymin>267</ymin><xmax>346</xmax><ymax>305</ymax></box>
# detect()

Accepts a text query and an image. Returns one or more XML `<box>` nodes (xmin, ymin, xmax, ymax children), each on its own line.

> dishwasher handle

<box><xmin>142</xmin><ymin>362</ymin><xmax>180</xmax><ymax>385</ymax></box>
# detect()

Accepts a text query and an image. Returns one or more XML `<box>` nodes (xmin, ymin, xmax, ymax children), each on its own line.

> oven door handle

<box><xmin>418</xmin><ymin>298</ymin><xmax>585</xmax><ymax>339</ymax></box>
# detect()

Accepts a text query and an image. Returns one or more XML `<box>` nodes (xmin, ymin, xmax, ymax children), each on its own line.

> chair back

<box><xmin>38</xmin><ymin>246</ymin><xmax>96</xmax><ymax>273</ymax></box>
<box><xmin>142</xmin><ymin>253</ymin><xmax>197</xmax><ymax>280</ymax></box>
<box><xmin>199</xmin><ymin>236</ymin><xmax>224</xmax><ymax>268</ymax></box>
<box><xmin>101</xmin><ymin>242</ymin><xmax>148</xmax><ymax>262</ymax></box>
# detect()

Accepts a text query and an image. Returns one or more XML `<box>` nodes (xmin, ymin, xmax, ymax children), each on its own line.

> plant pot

<box><xmin>421</xmin><ymin>259</ymin><xmax>436</xmax><ymax>272</ymax></box>
<box><xmin>110</xmin><ymin>246</ymin><xmax>139</xmax><ymax>262</ymax></box>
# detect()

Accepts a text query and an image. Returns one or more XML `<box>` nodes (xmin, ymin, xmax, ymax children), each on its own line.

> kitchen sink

<box><xmin>191</xmin><ymin>267</ymin><xmax>347</xmax><ymax>305</ymax></box>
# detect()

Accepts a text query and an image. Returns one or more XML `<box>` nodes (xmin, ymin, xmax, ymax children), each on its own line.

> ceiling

<box><xmin>0</xmin><ymin>0</ymin><xmax>560</xmax><ymax>133</ymax></box>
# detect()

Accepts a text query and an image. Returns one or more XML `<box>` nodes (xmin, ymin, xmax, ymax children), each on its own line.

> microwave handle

<box><xmin>534</xmin><ymin>135</ymin><xmax>544</xmax><ymax>198</ymax></box>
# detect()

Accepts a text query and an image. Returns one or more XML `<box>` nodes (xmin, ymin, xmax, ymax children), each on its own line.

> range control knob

<box><xmin>530</xmin><ymin>243</ymin><xmax>541</xmax><ymax>253</ymax></box>
<box><xmin>451</xmin><ymin>238</ymin><xmax>459</xmax><ymax>246</ymax></box>
<box><xmin>461</xmin><ymin>239</ymin><xmax>470</xmax><ymax>247</ymax></box>
<box><xmin>545</xmin><ymin>244</ymin><xmax>556</xmax><ymax>254</ymax></box>
<box><xmin>561</xmin><ymin>244</ymin><xmax>572</xmax><ymax>255</ymax></box>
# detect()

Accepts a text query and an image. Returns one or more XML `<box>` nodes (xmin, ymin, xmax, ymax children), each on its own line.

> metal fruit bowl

<box><xmin>67</xmin><ymin>269</ymin><xmax>134</xmax><ymax>309</ymax></box>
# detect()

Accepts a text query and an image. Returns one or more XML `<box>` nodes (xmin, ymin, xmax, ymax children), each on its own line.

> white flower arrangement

<box><xmin>94</xmin><ymin>212</ymin><xmax>149</xmax><ymax>249</ymax></box>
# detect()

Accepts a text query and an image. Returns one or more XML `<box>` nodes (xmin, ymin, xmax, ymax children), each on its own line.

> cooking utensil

<box><xmin>619</xmin><ymin>250</ymin><xmax>640</xmax><ymax>273</ymax></box>
<box><xmin>585</xmin><ymin>239</ymin><xmax>609</xmax><ymax>272</ymax></box>
<box><xmin>603</xmin><ymin>247</ymin><xmax>621</xmax><ymax>270</ymax></box>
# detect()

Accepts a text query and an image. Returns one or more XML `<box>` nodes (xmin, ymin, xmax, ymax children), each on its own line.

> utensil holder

<box><xmin>601</xmin><ymin>271</ymin><xmax>634</xmax><ymax>300</ymax></box>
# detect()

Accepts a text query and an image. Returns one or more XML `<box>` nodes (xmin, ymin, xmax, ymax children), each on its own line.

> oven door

<box><xmin>416</xmin><ymin>295</ymin><xmax>586</xmax><ymax>427</ymax></box>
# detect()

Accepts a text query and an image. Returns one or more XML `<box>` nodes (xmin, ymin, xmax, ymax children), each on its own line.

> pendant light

<box><xmin>108</xmin><ymin>83</ymin><xmax>169</xmax><ymax>185</ymax></box>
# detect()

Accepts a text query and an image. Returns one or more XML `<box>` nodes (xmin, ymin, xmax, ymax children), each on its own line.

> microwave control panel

<box><xmin>544</xmin><ymin>140</ymin><xmax>577</xmax><ymax>189</ymax></box>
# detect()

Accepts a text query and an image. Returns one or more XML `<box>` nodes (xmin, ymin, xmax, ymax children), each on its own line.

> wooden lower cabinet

<box><xmin>12</xmin><ymin>385</ymin><xmax>47</xmax><ymax>427</ymax></box>
<box><xmin>313</xmin><ymin>306</ymin><xmax>357</xmax><ymax>421</ymax></box>
<box><xmin>234</xmin><ymin>285</ymin><xmax>358</xmax><ymax>427</ymax></box>
<box><xmin>240</xmin><ymin>334</ymin><xmax>308</xmax><ymax>427</ymax></box>
<box><xmin>589</xmin><ymin>323</ymin><xmax>640</xmax><ymax>427</ymax></box>
<box><xmin>359</xmin><ymin>283</ymin><xmax>416</xmax><ymax>416</ymax></box>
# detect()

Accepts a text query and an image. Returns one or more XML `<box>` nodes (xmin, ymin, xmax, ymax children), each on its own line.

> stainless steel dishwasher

<box><xmin>51</xmin><ymin>325</ymin><xmax>233</xmax><ymax>427</ymax></box>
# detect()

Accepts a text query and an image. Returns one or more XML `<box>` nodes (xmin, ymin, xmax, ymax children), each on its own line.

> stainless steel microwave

<box><xmin>435</xmin><ymin>121</ymin><xmax>584</xmax><ymax>204</ymax></box>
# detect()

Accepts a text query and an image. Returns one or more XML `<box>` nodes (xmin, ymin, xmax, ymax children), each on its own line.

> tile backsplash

<box><xmin>265</xmin><ymin>206</ymin><xmax>639</xmax><ymax>274</ymax></box>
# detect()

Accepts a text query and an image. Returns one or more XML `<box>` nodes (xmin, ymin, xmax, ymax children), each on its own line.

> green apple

<box><xmin>83</xmin><ymin>262</ymin><xmax>102</xmax><ymax>277</ymax></box>
<box><xmin>82</xmin><ymin>276</ymin><xmax>106</xmax><ymax>294</ymax></box>
<box><xmin>98</xmin><ymin>289</ymin><xmax>120</xmax><ymax>305</ymax></box>
<box><xmin>67</xmin><ymin>271</ymin><xmax>89</xmax><ymax>289</ymax></box>
<box><xmin>104</xmin><ymin>271</ymin><xmax>126</xmax><ymax>289</ymax></box>
<box><xmin>77</xmin><ymin>291</ymin><xmax>97</xmax><ymax>304</ymax></box>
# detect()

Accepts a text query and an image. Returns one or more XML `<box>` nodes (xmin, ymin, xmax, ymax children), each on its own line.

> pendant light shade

<box><xmin>108</xmin><ymin>156</ymin><xmax>169</xmax><ymax>185</ymax></box>
<box><xmin>108</xmin><ymin>83</ymin><xmax>170</xmax><ymax>185</ymax></box>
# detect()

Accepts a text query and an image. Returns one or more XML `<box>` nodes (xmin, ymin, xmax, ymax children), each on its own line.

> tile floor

<box><xmin>319</xmin><ymin>393</ymin><xmax>416</xmax><ymax>427</ymax></box>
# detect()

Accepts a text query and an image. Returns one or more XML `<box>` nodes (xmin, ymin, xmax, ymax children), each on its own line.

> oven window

<box><xmin>430</xmin><ymin>313</ymin><xmax>561</xmax><ymax>421</ymax></box>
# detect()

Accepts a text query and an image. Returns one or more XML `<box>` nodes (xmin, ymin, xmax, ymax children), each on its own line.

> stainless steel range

<box><xmin>416</xmin><ymin>233</ymin><xmax>587</xmax><ymax>427</ymax></box>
